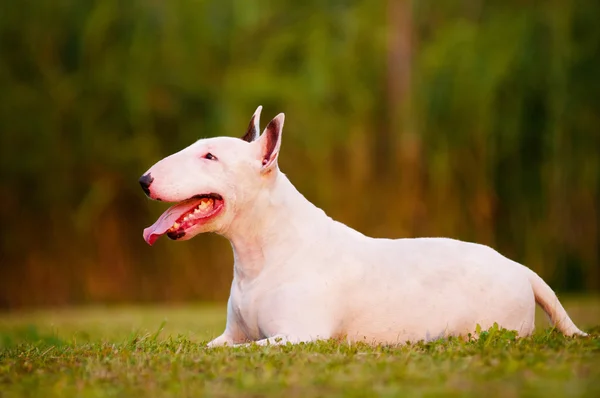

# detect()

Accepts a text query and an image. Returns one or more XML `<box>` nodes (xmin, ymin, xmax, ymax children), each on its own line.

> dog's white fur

<box><xmin>141</xmin><ymin>107</ymin><xmax>587</xmax><ymax>346</ymax></box>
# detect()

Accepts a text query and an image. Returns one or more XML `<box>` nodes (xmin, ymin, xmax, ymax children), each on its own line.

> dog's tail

<box><xmin>527</xmin><ymin>268</ymin><xmax>587</xmax><ymax>336</ymax></box>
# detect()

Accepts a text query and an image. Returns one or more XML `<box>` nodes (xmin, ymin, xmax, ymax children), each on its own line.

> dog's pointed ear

<box><xmin>241</xmin><ymin>106</ymin><xmax>262</xmax><ymax>142</ymax></box>
<box><xmin>257</xmin><ymin>113</ymin><xmax>284</xmax><ymax>172</ymax></box>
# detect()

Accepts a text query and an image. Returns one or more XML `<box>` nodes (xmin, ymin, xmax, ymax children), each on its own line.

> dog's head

<box><xmin>140</xmin><ymin>106</ymin><xmax>285</xmax><ymax>245</ymax></box>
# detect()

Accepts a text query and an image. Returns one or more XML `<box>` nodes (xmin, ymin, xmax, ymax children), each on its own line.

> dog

<box><xmin>139</xmin><ymin>106</ymin><xmax>587</xmax><ymax>346</ymax></box>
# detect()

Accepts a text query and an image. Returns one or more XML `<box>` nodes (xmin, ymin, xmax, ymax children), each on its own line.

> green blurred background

<box><xmin>1</xmin><ymin>0</ymin><xmax>599</xmax><ymax>310</ymax></box>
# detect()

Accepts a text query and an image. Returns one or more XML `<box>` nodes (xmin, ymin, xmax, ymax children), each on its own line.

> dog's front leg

<box><xmin>207</xmin><ymin>332</ymin><xmax>242</xmax><ymax>347</ymax></box>
<box><xmin>207</xmin><ymin>297</ymin><xmax>247</xmax><ymax>347</ymax></box>
<box><xmin>207</xmin><ymin>324</ymin><xmax>250</xmax><ymax>347</ymax></box>
<box><xmin>234</xmin><ymin>334</ymin><xmax>313</xmax><ymax>347</ymax></box>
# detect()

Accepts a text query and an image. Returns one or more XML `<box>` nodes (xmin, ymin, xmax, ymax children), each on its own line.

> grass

<box><xmin>0</xmin><ymin>297</ymin><xmax>599</xmax><ymax>397</ymax></box>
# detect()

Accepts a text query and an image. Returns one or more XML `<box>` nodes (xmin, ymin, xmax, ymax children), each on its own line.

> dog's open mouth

<box><xmin>143</xmin><ymin>193</ymin><xmax>224</xmax><ymax>245</ymax></box>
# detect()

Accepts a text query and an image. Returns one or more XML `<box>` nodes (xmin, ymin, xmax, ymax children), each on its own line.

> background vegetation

<box><xmin>1</xmin><ymin>0</ymin><xmax>599</xmax><ymax>308</ymax></box>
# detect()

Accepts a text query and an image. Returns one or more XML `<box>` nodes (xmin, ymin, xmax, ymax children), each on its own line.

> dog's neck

<box><xmin>222</xmin><ymin>171</ymin><xmax>330</xmax><ymax>283</ymax></box>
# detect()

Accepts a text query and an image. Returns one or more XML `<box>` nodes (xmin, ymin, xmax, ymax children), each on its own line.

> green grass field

<box><xmin>1</xmin><ymin>297</ymin><xmax>599</xmax><ymax>397</ymax></box>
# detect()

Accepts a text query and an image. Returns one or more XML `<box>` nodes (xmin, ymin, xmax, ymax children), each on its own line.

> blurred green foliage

<box><xmin>0</xmin><ymin>0</ymin><xmax>598</xmax><ymax>308</ymax></box>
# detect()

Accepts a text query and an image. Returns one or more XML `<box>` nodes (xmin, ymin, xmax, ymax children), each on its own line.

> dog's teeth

<box><xmin>198</xmin><ymin>198</ymin><xmax>213</xmax><ymax>211</ymax></box>
<box><xmin>172</xmin><ymin>222</ymin><xmax>180</xmax><ymax>229</ymax></box>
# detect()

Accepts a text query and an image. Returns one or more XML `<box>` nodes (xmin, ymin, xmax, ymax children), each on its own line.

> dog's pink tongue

<box><xmin>143</xmin><ymin>201</ymin><xmax>194</xmax><ymax>246</ymax></box>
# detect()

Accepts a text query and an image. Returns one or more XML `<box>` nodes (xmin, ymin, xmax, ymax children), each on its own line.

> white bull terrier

<box><xmin>139</xmin><ymin>106</ymin><xmax>587</xmax><ymax>346</ymax></box>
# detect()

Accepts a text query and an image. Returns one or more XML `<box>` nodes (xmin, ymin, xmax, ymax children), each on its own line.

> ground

<box><xmin>1</xmin><ymin>297</ymin><xmax>599</xmax><ymax>397</ymax></box>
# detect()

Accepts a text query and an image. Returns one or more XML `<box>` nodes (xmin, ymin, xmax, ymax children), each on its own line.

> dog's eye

<box><xmin>204</xmin><ymin>153</ymin><xmax>217</xmax><ymax>161</ymax></box>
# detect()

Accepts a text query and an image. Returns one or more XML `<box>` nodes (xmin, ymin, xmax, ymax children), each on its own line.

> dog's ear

<box><xmin>257</xmin><ymin>113</ymin><xmax>285</xmax><ymax>172</ymax></box>
<box><xmin>241</xmin><ymin>106</ymin><xmax>262</xmax><ymax>142</ymax></box>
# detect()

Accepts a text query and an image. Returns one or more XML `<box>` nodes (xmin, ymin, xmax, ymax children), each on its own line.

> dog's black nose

<box><xmin>139</xmin><ymin>173</ymin><xmax>154</xmax><ymax>196</ymax></box>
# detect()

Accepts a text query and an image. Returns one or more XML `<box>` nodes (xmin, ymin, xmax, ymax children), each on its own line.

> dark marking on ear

<box><xmin>241</xmin><ymin>114</ymin><xmax>258</xmax><ymax>143</ymax></box>
<box><xmin>263</xmin><ymin>117</ymin><xmax>280</xmax><ymax>164</ymax></box>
